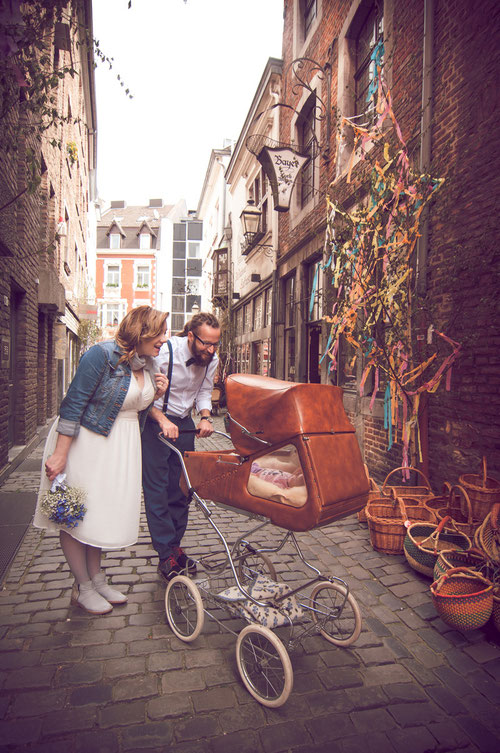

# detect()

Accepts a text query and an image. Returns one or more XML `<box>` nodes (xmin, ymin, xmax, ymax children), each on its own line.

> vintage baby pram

<box><xmin>159</xmin><ymin>374</ymin><xmax>370</xmax><ymax>707</ymax></box>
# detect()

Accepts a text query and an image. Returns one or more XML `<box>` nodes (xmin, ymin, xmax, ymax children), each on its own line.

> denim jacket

<box><xmin>57</xmin><ymin>341</ymin><xmax>156</xmax><ymax>438</ymax></box>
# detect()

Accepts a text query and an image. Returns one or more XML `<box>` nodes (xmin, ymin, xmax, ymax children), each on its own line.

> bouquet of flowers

<box><xmin>40</xmin><ymin>473</ymin><xmax>87</xmax><ymax>529</ymax></box>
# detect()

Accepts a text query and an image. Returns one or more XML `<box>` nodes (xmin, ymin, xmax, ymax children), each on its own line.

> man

<box><xmin>141</xmin><ymin>312</ymin><xmax>220</xmax><ymax>581</ymax></box>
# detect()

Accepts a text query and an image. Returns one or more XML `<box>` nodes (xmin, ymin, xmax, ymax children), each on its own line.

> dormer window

<box><xmin>139</xmin><ymin>233</ymin><xmax>151</xmax><ymax>250</ymax></box>
<box><xmin>109</xmin><ymin>233</ymin><xmax>121</xmax><ymax>249</ymax></box>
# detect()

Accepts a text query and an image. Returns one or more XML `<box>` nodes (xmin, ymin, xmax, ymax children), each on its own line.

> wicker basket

<box><xmin>366</xmin><ymin>497</ymin><xmax>436</xmax><ymax>555</ymax></box>
<box><xmin>424</xmin><ymin>482</ymin><xmax>454</xmax><ymax>516</ymax></box>
<box><xmin>430</xmin><ymin>567</ymin><xmax>494</xmax><ymax>631</ymax></box>
<box><xmin>433</xmin><ymin>547</ymin><xmax>490</xmax><ymax>582</ymax></box>
<box><xmin>436</xmin><ymin>485</ymin><xmax>482</xmax><ymax>539</ymax></box>
<box><xmin>404</xmin><ymin>516</ymin><xmax>471</xmax><ymax>578</ymax></box>
<box><xmin>475</xmin><ymin>504</ymin><xmax>500</xmax><ymax>564</ymax></box>
<box><xmin>381</xmin><ymin>466</ymin><xmax>433</xmax><ymax>501</ymax></box>
<box><xmin>365</xmin><ymin>497</ymin><xmax>406</xmax><ymax>554</ymax></box>
<box><xmin>459</xmin><ymin>457</ymin><xmax>500</xmax><ymax>523</ymax></box>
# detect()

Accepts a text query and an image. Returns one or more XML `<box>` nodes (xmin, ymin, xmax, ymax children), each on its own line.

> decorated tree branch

<box><xmin>320</xmin><ymin>41</ymin><xmax>460</xmax><ymax>474</ymax></box>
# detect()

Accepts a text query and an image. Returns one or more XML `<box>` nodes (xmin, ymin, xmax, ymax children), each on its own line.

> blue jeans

<box><xmin>141</xmin><ymin>414</ymin><xmax>195</xmax><ymax>561</ymax></box>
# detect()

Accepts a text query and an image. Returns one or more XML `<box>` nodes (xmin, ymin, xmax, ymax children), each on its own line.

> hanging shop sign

<box><xmin>257</xmin><ymin>146</ymin><xmax>310</xmax><ymax>212</ymax></box>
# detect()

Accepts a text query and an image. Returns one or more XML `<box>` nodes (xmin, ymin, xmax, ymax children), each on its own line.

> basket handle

<box><xmin>420</xmin><ymin>515</ymin><xmax>451</xmax><ymax>549</ymax></box>
<box><xmin>448</xmin><ymin>484</ymin><xmax>473</xmax><ymax>524</ymax></box>
<box><xmin>482</xmin><ymin>456</ymin><xmax>487</xmax><ymax>486</ymax></box>
<box><xmin>397</xmin><ymin>496</ymin><xmax>409</xmax><ymax>525</ymax></box>
<box><xmin>431</xmin><ymin>566</ymin><xmax>493</xmax><ymax>595</ymax></box>
<box><xmin>381</xmin><ymin>466</ymin><xmax>431</xmax><ymax>494</ymax></box>
<box><xmin>491</xmin><ymin>503</ymin><xmax>499</xmax><ymax>531</ymax></box>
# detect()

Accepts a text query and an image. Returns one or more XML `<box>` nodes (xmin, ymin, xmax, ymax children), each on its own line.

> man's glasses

<box><xmin>193</xmin><ymin>332</ymin><xmax>220</xmax><ymax>350</ymax></box>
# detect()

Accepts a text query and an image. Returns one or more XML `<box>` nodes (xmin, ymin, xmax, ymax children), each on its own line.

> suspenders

<box><xmin>161</xmin><ymin>339</ymin><xmax>210</xmax><ymax>416</ymax></box>
<box><xmin>162</xmin><ymin>340</ymin><xmax>173</xmax><ymax>415</ymax></box>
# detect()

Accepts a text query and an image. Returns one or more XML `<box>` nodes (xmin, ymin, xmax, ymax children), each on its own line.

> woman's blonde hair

<box><xmin>115</xmin><ymin>306</ymin><xmax>169</xmax><ymax>362</ymax></box>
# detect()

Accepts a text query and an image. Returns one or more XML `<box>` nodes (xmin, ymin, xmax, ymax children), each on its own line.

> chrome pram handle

<box><xmin>225</xmin><ymin>412</ymin><xmax>272</xmax><ymax>446</ymax></box>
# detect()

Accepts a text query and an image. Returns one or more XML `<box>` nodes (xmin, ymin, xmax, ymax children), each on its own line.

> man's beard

<box><xmin>191</xmin><ymin>340</ymin><xmax>215</xmax><ymax>366</ymax></box>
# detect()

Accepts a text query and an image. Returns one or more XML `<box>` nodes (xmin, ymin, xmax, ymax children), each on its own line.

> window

<box><xmin>307</xmin><ymin>260</ymin><xmax>323</xmax><ymax>321</ymax></box>
<box><xmin>304</xmin><ymin>0</ymin><xmax>317</xmax><ymax>37</ymax></box>
<box><xmin>109</xmin><ymin>233</ymin><xmax>121</xmax><ymax>249</ymax></box>
<box><xmin>235</xmin><ymin>307</ymin><xmax>243</xmax><ymax>336</ymax></box>
<box><xmin>173</xmin><ymin>241</ymin><xmax>186</xmax><ymax>259</ymax></box>
<box><xmin>188</xmin><ymin>243</ymin><xmax>200</xmax><ymax>258</ymax></box>
<box><xmin>186</xmin><ymin>278</ymin><xmax>200</xmax><ymax>295</ymax></box>
<box><xmin>244</xmin><ymin>303</ymin><xmax>252</xmax><ymax>332</ymax></box>
<box><xmin>262</xmin><ymin>338</ymin><xmax>271</xmax><ymax>376</ymax></box>
<box><xmin>264</xmin><ymin>288</ymin><xmax>272</xmax><ymax>327</ymax></box>
<box><xmin>139</xmin><ymin>233</ymin><xmax>151</xmax><ymax>249</ymax></box>
<box><xmin>253</xmin><ymin>294</ymin><xmax>263</xmax><ymax>330</ymax></box>
<box><xmin>106</xmin><ymin>265</ymin><xmax>120</xmax><ymax>287</ymax></box>
<box><xmin>172</xmin><ymin>296</ymin><xmax>184</xmax><ymax>313</ymax></box>
<box><xmin>355</xmin><ymin>2</ymin><xmax>384</xmax><ymax>120</ymax></box>
<box><xmin>298</xmin><ymin>96</ymin><xmax>316</xmax><ymax>207</ymax></box>
<box><xmin>171</xmin><ymin>313</ymin><xmax>185</xmax><ymax>332</ymax></box>
<box><xmin>284</xmin><ymin>276</ymin><xmax>296</xmax><ymax>381</ymax></box>
<box><xmin>187</xmin><ymin>221</ymin><xmax>203</xmax><ymax>241</ymax></box>
<box><xmin>102</xmin><ymin>303</ymin><xmax>122</xmax><ymax>327</ymax></box>
<box><xmin>136</xmin><ymin>265</ymin><xmax>150</xmax><ymax>288</ymax></box>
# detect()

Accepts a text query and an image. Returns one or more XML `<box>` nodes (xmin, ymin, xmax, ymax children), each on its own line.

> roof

<box><xmin>98</xmin><ymin>203</ymin><xmax>175</xmax><ymax>230</ymax></box>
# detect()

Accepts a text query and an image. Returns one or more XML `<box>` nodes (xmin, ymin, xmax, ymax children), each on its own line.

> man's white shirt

<box><xmin>153</xmin><ymin>336</ymin><xmax>218</xmax><ymax>418</ymax></box>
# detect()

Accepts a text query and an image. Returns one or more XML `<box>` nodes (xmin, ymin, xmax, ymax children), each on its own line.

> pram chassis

<box><xmin>158</xmin><ymin>431</ymin><xmax>362</xmax><ymax>707</ymax></box>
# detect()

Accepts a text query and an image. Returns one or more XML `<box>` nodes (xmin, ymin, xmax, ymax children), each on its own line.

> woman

<box><xmin>34</xmin><ymin>306</ymin><xmax>169</xmax><ymax>615</ymax></box>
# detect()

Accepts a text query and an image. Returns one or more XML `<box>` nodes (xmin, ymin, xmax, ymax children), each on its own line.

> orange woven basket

<box><xmin>459</xmin><ymin>457</ymin><xmax>500</xmax><ymax>523</ymax></box>
<box><xmin>430</xmin><ymin>567</ymin><xmax>494</xmax><ymax>631</ymax></box>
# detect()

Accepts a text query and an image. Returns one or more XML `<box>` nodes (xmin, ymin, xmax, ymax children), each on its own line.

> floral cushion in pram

<box><xmin>217</xmin><ymin>574</ymin><xmax>304</xmax><ymax>628</ymax></box>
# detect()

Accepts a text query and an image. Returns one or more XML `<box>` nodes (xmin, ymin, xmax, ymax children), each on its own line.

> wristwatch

<box><xmin>201</xmin><ymin>416</ymin><xmax>214</xmax><ymax>423</ymax></box>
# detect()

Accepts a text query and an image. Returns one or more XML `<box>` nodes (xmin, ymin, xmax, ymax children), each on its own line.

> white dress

<box><xmin>34</xmin><ymin>371</ymin><xmax>154</xmax><ymax>549</ymax></box>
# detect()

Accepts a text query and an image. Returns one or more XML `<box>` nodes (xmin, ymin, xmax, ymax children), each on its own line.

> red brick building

<box><xmin>274</xmin><ymin>0</ymin><xmax>499</xmax><ymax>486</ymax></box>
<box><xmin>0</xmin><ymin>1</ymin><xmax>97</xmax><ymax>471</ymax></box>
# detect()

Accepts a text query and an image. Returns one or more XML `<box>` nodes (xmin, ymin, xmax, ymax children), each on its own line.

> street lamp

<box><xmin>240</xmin><ymin>199</ymin><xmax>261</xmax><ymax>242</ymax></box>
<box><xmin>191</xmin><ymin>302</ymin><xmax>200</xmax><ymax>316</ymax></box>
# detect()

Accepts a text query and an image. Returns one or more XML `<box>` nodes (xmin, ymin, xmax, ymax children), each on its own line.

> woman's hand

<box><xmin>45</xmin><ymin>451</ymin><xmax>68</xmax><ymax>482</ymax></box>
<box><xmin>154</xmin><ymin>372</ymin><xmax>169</xmax><ymax>399</ymax></box>
<box><xmin>45</xmin><ymin>434</ymin><xmax>73</xmax><ymax>482</ymax></box>
<box><xmin>158</xmin><ymin>416</ymin><xmax>179</xmax><ymax>439</ymax></box>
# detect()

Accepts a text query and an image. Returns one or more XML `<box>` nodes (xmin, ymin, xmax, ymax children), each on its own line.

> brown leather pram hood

<box><xmin>181</xmin><ymin>375</ymin><xmax>370</xmax><ymax>532</ymax></box>
<box><xmin>225</xmin><ymin>373</ymin><xmax>356</xmax><ymax>455</ymax></box>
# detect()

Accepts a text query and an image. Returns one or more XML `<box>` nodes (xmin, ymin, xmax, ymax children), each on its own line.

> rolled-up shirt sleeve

<box><xmin>57</xmin><ymin>346</ymin><xmax>107</xmax><ymax>437</ymax></box>
<box><xmin>152</xmin><ymin>345</ymin><xmax>171</xmax><ymax>411</ymax></box>
<box><xmin>195</xmin><ymin>355</ymin><xmax>218</xmax><ymax>413</ymax></box>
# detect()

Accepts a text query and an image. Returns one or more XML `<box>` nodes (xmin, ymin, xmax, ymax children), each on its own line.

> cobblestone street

<box><xmin>0</xmin><ymin>416</ymin><xmax>499</xmax><ymax>753</ymax></box>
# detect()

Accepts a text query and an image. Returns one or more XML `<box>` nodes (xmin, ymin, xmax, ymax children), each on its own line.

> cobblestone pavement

<box><xmin>0</xmin><ymin>416</ymin><xmax>499</xmax><ymax>753</ymax></box>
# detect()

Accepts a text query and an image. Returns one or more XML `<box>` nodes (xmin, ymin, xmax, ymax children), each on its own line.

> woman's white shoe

<box><xmin>71</xmin><ymin>581</ymin><xmax>113</xmax><ymax>615</ymax></box>
<box><xmin>92</xmin><ymin>572</ymin><xmax>128</xmax><ymax>605</ymax></box>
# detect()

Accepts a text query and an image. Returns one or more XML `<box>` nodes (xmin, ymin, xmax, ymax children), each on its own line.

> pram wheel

<box><xmin>165</xmin><ymin>575</ymin><xmax>204</xmax><ymax>642</ymax></box>
<box><xmin>238</xmin><ymin>551</ymin><xmax>277</xmax><ymax>584</ymax></box>
<box><xmin>310</xmin><ymin>581</ymin><xmax>362</xmax><ymax>647</ymax></box>
<box><xmin>236</xmin><ymin>624</ymin><xmax>293</xmax><ymax>708</ymax></box>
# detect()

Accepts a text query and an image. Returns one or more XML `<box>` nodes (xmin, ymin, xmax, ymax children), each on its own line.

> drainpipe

<box><xmin>416</xmin><ymin>0</ymin><xmax>435</xmax><ymax>480</ymax></box>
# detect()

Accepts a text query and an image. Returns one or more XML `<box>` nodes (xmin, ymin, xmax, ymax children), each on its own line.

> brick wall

<box><xmin>278</xmin><ymin>0</ymin><xmax>500</xmax><ymax>488</ymax></box>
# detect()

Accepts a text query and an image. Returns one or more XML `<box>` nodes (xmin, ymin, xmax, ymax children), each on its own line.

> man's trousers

<box><xmin>141</xmin><ymin>414</ymin><xmax>195</xmax><ymax>561</ymax></box>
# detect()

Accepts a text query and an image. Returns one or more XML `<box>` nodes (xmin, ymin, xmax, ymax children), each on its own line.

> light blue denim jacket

<box><xmin>57</xmin><ymin>341</ymin><xmax>155</xmax><ymax>438</ymax></box>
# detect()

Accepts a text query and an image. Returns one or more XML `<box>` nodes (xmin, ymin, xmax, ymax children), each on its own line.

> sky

<box><xmin>92</xmin><ymin>0</ymin><xmax>284</xmax><ymax>210</ymax></box>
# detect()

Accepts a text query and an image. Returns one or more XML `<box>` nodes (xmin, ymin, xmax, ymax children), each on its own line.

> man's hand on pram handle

<box><xmin>196</xmin><ymin>415</ymin><xmax>215</xmax><ymax>438</ymax></box>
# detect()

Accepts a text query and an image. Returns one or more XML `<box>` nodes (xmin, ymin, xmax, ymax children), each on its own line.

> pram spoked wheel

<box><xmin>165</xmin><ymin>575</ymin><xmax>204</xmax><ymax>642</ymax></box>
<box><xmin>237</xmin><ymin>551</ymin><xmax>277</xmax><ymax>584</ymax></box>
<box><xmin>310</xmin><ymin>581</ymin><xmax>361</xmax><ymax>646</ymax></box>
<box><xmin>236</xmin><ymin>624</ymin><xmax>293</xmax><ymax>708</ymax></box>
